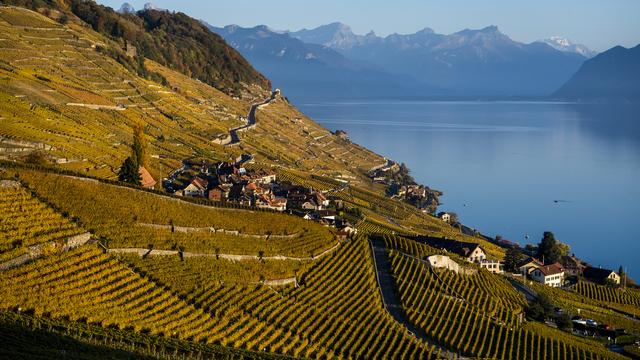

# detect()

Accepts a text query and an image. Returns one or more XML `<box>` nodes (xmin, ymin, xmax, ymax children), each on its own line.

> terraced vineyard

<box><xmin>0</xmin><ymin>181</ymin><xmax>84</xmax><ymax>262</ymax></box>
<box><xmin>388</xmin><ymin>248</ymin><xmax>624</xmax><ymax>359</ymax></box>
<box><xmin>120</xmin><ymin>254</ymin><xmax>312</xmax><ymax>292</ymax></box>
<box><xmin>572</xmin><ymin>281</ymin><xmax>640</xmax><ymax>314</ymax></box>
<box><xmin>119</xmin><ymin>236</ymin><xmax>438</xmax><ymax>359</ymax></box>
<box><xmin>18</xmin><ymin>169</ymin><xmax>336</xmax><ymax>257</ymax></box>
<box><xmin>0</xmin><ymin>311</ymin><xmax>288</xmax><ymax>360</ymax></box>
<box><xmin>524</xmin><ymin>280</ymin><xmax>640</xmax><ymax>335</ymax></box>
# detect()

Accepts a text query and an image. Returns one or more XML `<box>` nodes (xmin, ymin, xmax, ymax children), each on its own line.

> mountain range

<box><xmin>207</xmin><ymin>24</ymin><xmax>437</xmax><ymax>99</ymax></box>
<box><xmin>288</xmin><ymin>23</ymin><xmax>589</xmax><ymax>97</ymax></box>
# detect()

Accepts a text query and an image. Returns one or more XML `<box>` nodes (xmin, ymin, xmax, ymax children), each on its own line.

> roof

<box><xmin>138</xmin><ymin>167</ymin><xmax>156</xmax><ymax>188</ymax></box>
<box><xmin>534</xmin><ymin>263</ymin><xmax>564</xmax><ymax>276</ymax></box>
<box><xmin>517</xmin><ymin>257</ymin><xmax>543</xmax><ymax>269</ymax></box>
<box><xmin>583</xmin><ymin>267</ymin><xmax>616</xmax><ymax>281</ymax></box>
<box><xmin>190</xmin><ymin>177</ymin><xmax>208</xmax><ymax>191</ymax></box>
<box><xmin>423</xmin><ymin>238</ymin><xmax>484</xmax><ymax>259</ymax></box>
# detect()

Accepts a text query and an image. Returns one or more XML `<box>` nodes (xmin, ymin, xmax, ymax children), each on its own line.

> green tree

<box><xmin>118</xmin><ymin>156</ymin><xmax>141</xmax><ymax>185</ymax></box>
<box><xmin>619</xmin><ymin>266</ymin><xmax>626</xmax><ymax>287</ymax></box>
<box><xmin>556</xmin><ymin>313</ymin><xmax>573</xmax><ymax>331</ymax></box>
<box><xmin>504</xmin><ymin>246</ymin><xmax>525</xmax><ymax>273</ymax></box>
<box><xmin>536</xmin><ymin>231</ymin><xmax>569</xmax><ymax>264</ymax></box>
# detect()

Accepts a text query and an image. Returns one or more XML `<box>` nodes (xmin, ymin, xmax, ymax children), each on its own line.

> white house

<box><xmin>530</xmin><ymin>263</ymin><xmax>565</xmax><ymax>287</ymax></box>
<box><xmin>437</xmin><ymin>212</ymin><xmax>452</xmax><ymax>223</ymax></box>
<box><xmin>183</xmin><ymin>177</ymin><xmax>208</xmax><ymax>197</ymax></box>
<box><xmin>480</xmin><ymin>259</ymin><xmax>504</xmax><ymax>274</ymax></box>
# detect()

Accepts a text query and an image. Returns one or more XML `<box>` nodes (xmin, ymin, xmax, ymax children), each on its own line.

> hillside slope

<box><xmin>2</xmin><ymin>0</ymin><xmax>271</xmax><ymax>97</ymax></box>
<box><xmin>0</xmin><ymin>5</ymin><xmax>384</xmax><ymax>184</ymax></box>
<box><xmin>554</xmin><ymin>44</ymin><xmax>640</xmax><ymax>101</ymax></box>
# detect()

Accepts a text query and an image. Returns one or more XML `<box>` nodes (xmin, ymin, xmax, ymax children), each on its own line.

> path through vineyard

<box><xmin>370</xmin><ymin>237</ymin><xmax>463</xmax><ymax>359</ymax></box>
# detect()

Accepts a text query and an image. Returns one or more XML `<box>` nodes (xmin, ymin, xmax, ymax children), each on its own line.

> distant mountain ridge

<box><xmin>289</xmin><ymin>23</ymin><xmax>588</xmax><ymax>96</ymax></box>
<box><xmin>554</xmin><ymin>43</ymin><xmax>640</xmax><ymax>101</ymax></box>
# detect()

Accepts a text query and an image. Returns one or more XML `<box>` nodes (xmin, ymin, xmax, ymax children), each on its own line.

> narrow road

<box><xmin>227</xmin><ymin>92</ymin><xmax>276</xmax><ymax>146</ymax></box>
<box><xmin>369</xmin><ymin>237</ymin><xmax>462</xmax><ymax>359</ymax></box>
<box><xmin>508</xmin><ymin>278</ymin><xmax>538</xmax><ymax>302</ymax></box>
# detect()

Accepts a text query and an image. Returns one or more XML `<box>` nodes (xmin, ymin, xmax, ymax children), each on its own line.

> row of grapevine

<box><xmin>0</xmin><ymin>310</ymin><xmax>290</xmax><ymax>360</ymax></box>
<box><xmin>0</xmin><ymin>184</ymin><xmax>84</xmax><ymax>262</ymax></box>
<box><xmin>572</xmin><ymin>281</ymin><xmax>640</xmax><ymax>308</ymax></box>
<box><xmin>389</xmin><ymin>251</ymin><xmax>626</xmax><ymax>359</ymax></box>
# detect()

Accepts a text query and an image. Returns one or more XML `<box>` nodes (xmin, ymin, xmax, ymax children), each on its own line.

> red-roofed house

<box><xmin>139</xmin><ymin>167</ymin><xmax>156</xmax><ymax>189</ymax></box>
<box><xmin>183</xmin><ymin>177</ymin><xmax>208</xmax><ymax>197</ymax></box>
<box><xmin>531</xmin><ymin>263</ymin><xmax>565</xmax><ymax>287</ymax></box>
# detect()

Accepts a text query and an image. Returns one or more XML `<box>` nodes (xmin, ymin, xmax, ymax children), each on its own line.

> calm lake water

<box><xmin>296</xmin><ymin>99</ymin><xmax>640</xmax><ymax>277</ymax></box>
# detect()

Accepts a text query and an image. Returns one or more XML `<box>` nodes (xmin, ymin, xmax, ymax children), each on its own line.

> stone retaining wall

<box><xmin>137</xmin><ymin>223</ymin><xmax>299</xmax><ymax>239</ymax></box>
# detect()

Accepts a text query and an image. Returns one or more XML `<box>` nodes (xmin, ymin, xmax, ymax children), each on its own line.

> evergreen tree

<box><xmin>536</xmin><ymin>231</ymin><xmax>562</xmax><ymax>264</ymax></box>
<box><xmin>619</xmin><ymin>266</ymin><xmax>626</xmax><ymax>287</ymax></box>
<box><xmin>118</xmin><ymin>156</ymin><xmax>141</xmax><ymax>185</ymax></box>
<box><xmin>132</xmin><ymin>123</ymin><xmax>146</xmax><ymax>167</ymax></box>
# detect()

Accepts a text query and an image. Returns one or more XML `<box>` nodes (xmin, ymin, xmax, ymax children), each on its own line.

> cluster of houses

<box><xmin>517</xmin><ymin>256</ymin><xmax>621</xmax><ymax>288</ymax></box>
<box><xmin>167</xmin><ymin>161</ymin><xmax>357</xmax><ymax>234</ymax></box>
<box><xmin>409</xmin><ymin>236</ymin><xmax>622</xmax><ymax>288</ymax></box>
<box><xmin>368</xmin><ymin>162</ymin><xmax>439</xmax><ymax>213</ymax></box>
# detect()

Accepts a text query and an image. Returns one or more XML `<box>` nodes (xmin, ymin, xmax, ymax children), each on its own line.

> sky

<box><xmin>97</xmin><ymin>0</ymin><xmax>640</xmax><ymax>52</ymax></box>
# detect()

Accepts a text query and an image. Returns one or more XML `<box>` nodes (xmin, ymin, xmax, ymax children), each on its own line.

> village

<box><xmin>161</xmin><ymin>157</ymin><xmax>358</xmax><ymax>239</ymax></box>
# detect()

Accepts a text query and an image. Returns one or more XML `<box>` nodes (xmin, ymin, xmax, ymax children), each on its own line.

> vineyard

<box><xmin>0</xmin><ymin>310</ymin><xmax>289</xmax><ymax>360</ymax></box>
<box><xmin>119</xmin><ymin>254</ymin><xmax>312</xmax><ymax>292</ymax></box>
<box><xmin>388</xmin><ymin>246</ymin><xmax>624</xmax><ymax>359</ymax></box>
<box><xmin>571</xmin><ymin>281</ymin><xmax>640</xmax><ymax>316</ymax></box>
<box><xmin>523</xmin><ymin>279</ymin><xmax>640</xmax><ymax>336</ymax></box>
<box><xmin>17</xmin><ymin>170</ymin><xmax>336</xmax><ymax>257</ymax></box>
<box><xmin>0</xmin><ymin>181</ymin><xmax>84</xmax><ymax>262</ymax></box>
<box><xmin>117</xmin><ymin>236</ymin><xmax>439</xmax><ymax>359</ymax></box>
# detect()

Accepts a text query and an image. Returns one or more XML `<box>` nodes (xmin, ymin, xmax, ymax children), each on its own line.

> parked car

<box><xmin>586</xmin><ymin>319</ymin><xmax>598</xmax><ymax>327</ymax></box>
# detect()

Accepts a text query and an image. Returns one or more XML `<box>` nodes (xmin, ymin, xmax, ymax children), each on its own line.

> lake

<box><xmin>296</xmin><ymin>99</ymin><xmax>640</xmax><ymax>277</ymax></box>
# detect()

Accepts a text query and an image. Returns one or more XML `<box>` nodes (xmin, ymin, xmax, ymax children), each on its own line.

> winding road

<box><xmin>227</xmin><ymin>92</ymin><xmax>277</xmax><ymax>146</ymax></box>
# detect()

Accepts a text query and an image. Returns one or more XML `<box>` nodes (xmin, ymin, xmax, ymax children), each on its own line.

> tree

<box><xmin>526</xmin><ymin>293</ymin><xmax>554</xmax><ymax>321</ymax></box>
<box><xmin>118</xmin><ymin>156</ymin><xmax>141</xmax><ymax>185</ymax></box>
<box><xmin>504</xmin><ymin>246</ymin><xmax>525</xmax><ymax>273</ymax></box>
<box><xmin>536</xmin><ymin>231</ymin><xmax>569</xmax><ymax>264</ymax></box>
<box><xmin>619</xmin><ymin>266</ymin><xmax>626</xmax><ymax>287</ymax></box>
<box><xmin>556</xmin><ymin>313</ymin><xmax>573</xmax><ymax>331</ymax></box>
<box><xmin>131</xmin><ymin>123</ymin><xmax>147</xmax><ymax>167</ymax></box>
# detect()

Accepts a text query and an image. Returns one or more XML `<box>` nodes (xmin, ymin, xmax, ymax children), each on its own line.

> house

<box><xmin>517</xmin><ymin>257</ymin><xmax>544</xmax><ymax>276</ymax></box>
<box><xmin>583</xmin><ymin>267</ymin><xmax>620</xmax><ymax>285</ymax></box>
<box><xmin>336</xmin><ymin>230</ymin><xmax>350</xmax><ymax>241</ymax></box>
<box><xmin>480</xmin><ymin>259</ymin><xmax>504</xmax><ymax>274</ymax></box>
<box><xmin>418</xmin><ymin>237</ymin><xmax>486</xmax><ymax>263</ymax></box>
<box><xmin>437</xmin><ymin>212</ymin><xmax>452</xmax><ymax>223</ymax></box>
<box><xmin>561</xmin><ymin>255</ymin><xmax>587</xmax><ymax>276</ymax></box>
<box><xmin>183</xmin><ymin>177</ymin><xmax>208</xmax><ymax>197</ymax></box>
<box><xmin>256</xmin><ymin>195</ymin><xmax>287</xmax><ymax>212</ymax></box>
<box><xmin>530</xmin><ymin>263</ymin><xmax>565</xmax><ymax>287</ymax></box>
<box><xmin>208</xmin><ymin>185</ymin><xmax>229</xmax><ymax>202</ymax></box>
<box><xmin>251</xmin><ymin>169</ymin><xmax>277</xmax><ymax>184</ymax></box>
<box><xmin>138</xmin><ymin>167</ymin><xmax>156</xmax><ymax>189</ymax></box>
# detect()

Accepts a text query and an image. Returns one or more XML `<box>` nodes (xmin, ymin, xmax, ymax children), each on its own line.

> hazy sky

<box><xmin>97</xmin><ymin>0</ymin><xmax>640</xmax><ymax>52</ymax></box>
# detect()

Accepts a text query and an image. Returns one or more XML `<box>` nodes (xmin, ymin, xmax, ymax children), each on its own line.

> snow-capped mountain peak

<box><xmin>538</xmin><ymin>36</ymin><xmax>597</xmax><ymax>58</ymax></box>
